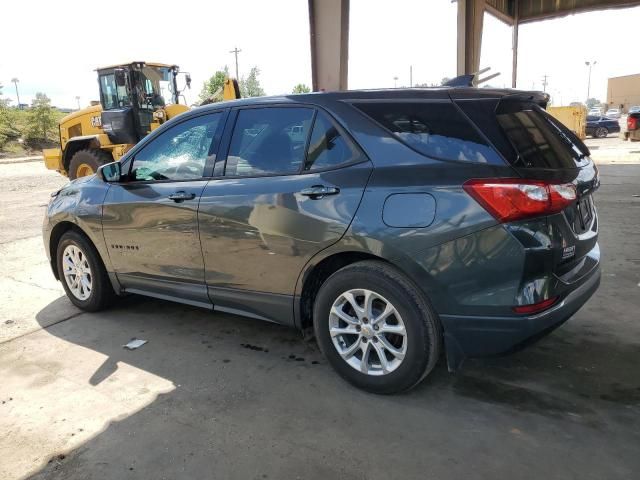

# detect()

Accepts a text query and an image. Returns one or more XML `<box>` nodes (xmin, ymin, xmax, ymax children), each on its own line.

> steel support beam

<box><xmin>511</xmin><ymin>0</ymin><xmax>519</xmax><ymax>88</ymax></box>
<box><xmin>308</xmin><ymin>0</ymin><xmax>350</xmax><ymax>91</ymax></box>
<box><xmin>457</xmin><ymin>0</ymin><xmax>485</xmax><ymax>79</ymax></box>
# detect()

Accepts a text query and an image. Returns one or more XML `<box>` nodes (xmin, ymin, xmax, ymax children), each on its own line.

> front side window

<box><xmin>130</xmin><ymin>113</ymin><xmax>222</xmax><ymax>181</ymax></box>
<box><xmin>225</xmin><ymin>107</ymin><xmax>314</xmax><ymax>176</ymax></box>
<box><xmin>353</xmin><ymin>101</ymin><xmax>497</xmax><ymax>163</ymax></box>
<box><xmin>304</xmin><ymin>111</ymin><xmax>358</xmax><ymax>171</ymax></box>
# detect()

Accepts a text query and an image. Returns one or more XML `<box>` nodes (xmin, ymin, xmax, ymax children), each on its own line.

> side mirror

<box><xmin>100</xmin><ymin>162</ymin><xmax>121</xmax><ymax>182</ymax></box>
<box><xmin>114</xmin><ymin>69</ymin><xmax>127</xmax><ymax>87</ymax></box>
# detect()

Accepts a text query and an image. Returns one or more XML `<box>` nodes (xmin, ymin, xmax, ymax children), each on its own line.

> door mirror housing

<box><xmin>114</xmin><ymin>68</ymin><xmax>127</xmax><ymax>87</ymax></box>
<box><xmin>100</xmin><ymin>162</ymin><xmax>121</xmax><ymax>182</ymax></box>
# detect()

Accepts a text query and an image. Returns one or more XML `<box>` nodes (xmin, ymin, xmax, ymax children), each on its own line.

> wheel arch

<box><xmin>49</xmin><ymin>222</ymin><xmax>91</xmax><ymax>279</ymax></box>
<box><xmin>296</xmin><ymin>251</ymin><xmax>384</xmax><ymax>330</ymax></box>
<box><xmin>49</xmin><ymin>220</ymin><xmax>122</xmax><ymax>295</ymax></box>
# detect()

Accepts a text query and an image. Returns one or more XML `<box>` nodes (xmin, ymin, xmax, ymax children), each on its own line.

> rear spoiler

<box><xmin>499</xmin><ymin>92</ymin><xmax>551</xmax><ymax>108</ymax></box>
<box><xmin>449</xmin><ymin>89</ymin><xmax>550</xmax><ymax>109</ymax></box>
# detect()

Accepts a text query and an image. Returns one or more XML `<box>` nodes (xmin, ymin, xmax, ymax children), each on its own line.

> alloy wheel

<box><xmin>329</xmin><ymin>288</ymin><xmax>407</xmax><ymax>376</ymax></box>
<box><xmin>62</xmin><ymin>244</ymin><xmax>93</xmax><ymax>301</ymax></box>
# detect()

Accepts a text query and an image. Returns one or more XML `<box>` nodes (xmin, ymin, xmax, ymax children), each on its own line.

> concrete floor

<box><xmin>1</xmin><ymin>143</ymin><xmax>639</xmax><ymax>479</ymax></box>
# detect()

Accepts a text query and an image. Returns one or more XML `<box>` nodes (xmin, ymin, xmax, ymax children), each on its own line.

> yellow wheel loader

<box><xmin>43</xmin><ymin>61</ymin><xmax>240</xmax><ymax>179</ymax></box>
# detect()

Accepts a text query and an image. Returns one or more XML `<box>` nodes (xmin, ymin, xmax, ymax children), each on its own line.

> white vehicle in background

<box><xmin>629</xmin><ymin>106</ymin><xmax>640</xmax><ymax>114</ymax></box>
<box><xmin>605</xmin><ymin>108</ymin><xmax>621</xmax><ymax>118</ymax></box>
<box><xmin>588</xmin><ymin>108</ymin><xmax>603</xmax><ymax>116</ymax></box>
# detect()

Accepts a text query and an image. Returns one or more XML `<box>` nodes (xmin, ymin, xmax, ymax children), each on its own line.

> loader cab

<box><xmin>97</xmin><ymin>62</ymin><xmax>186</xmax><ymax>144</ymax></box>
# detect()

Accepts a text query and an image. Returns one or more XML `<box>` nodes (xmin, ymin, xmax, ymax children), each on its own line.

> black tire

<box><xmin>56</xmin><ymin>230</ymin><xmax>115</xmax><ymax>311</ymax></box>
<box><xmin>314</xmin><ymin>260</ymin><xmax>441</xmax><ymax>394</ymax></box>
<box><xmin>595</xmin><ymin>127</ymin><xmax>608</xmax><ymax>138</ymax></box>
<box><xmin>68</xmin><ymin>149</ymin><xmax>112</xmax><ymax>180</ymax></box>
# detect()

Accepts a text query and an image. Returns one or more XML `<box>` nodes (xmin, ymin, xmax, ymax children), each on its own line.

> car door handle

<box><xmin>168</xmin><ymin>191</ymin><xmax>196</xmax><ymax>202</ymax></box>
<box><xmin>299</xmin><ymin>185</ymin><xmax>340</xmax><ymax>199</ymax></box>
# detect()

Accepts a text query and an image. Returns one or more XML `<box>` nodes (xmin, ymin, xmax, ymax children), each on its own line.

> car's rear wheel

<box><xmin>595</xmin><ymin>127</ymin><xmax>608</xmax><ymax>138</ymax></box>
<box><xmin>56</xmin><ymin>231</ymin><xmax>115</xmax><ymax>311</ymax></box>
<box><xmin>314</xmin><ymin>260</ymin><xmax>441</xmax><ymax>394</ymax></box>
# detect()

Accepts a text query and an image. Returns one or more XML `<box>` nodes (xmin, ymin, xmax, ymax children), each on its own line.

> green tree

<box><xmin>586</xmin><ymin>98</ymin><xmax>601</xmax><ymax>109</ymax></box>
<box><xmin>198</xmin><ymin>66</ymin><xmax>230</xmax><ymax>103</ymax></box>
<box><xmin>0</xmin><ymin>83</ymin><xmax>16</xmax><ymax>148</ymax></box>
<box><xmin>240</xmin><ymin>67</ymin><xmax>266</xmax><ymax>98</ymax></box>
<box><xmin>26</xmin><ymin>93</ymin><xmax>56</xmax><ymax>140</ymax></box>
<box><xmin>292</xmin><ymin>83</ymin><xmax>311</xmax><ymax>94</ymax></box>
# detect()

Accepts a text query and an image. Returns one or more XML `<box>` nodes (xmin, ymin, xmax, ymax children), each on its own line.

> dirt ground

<box><xmin>0</xmin><ymin>146</ymin><xmax>639</xmax><ymax>480</ymax></box>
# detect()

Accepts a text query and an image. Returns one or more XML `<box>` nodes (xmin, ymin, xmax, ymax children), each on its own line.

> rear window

<box><xmin>496</xmin><ymin>103</ymin><xmax>589</xmax><ymax>169</ymax></box>
<box><xmin>352</xmin><ymin>101</ymin><xmax>502</xmax><ymax>164</ymax></box>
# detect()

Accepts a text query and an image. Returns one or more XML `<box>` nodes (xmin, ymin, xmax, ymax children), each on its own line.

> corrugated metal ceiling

<box><xmin>485</xmin><ymin>0</ymin><xmax>640</xmax><ymax>23</ymax></box>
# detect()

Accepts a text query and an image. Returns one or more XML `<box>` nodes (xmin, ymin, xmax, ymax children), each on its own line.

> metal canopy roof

<box><xmin>486</xmin><ymin>0</ymin><xmax>640</xmax><ymax>24</ymax></box>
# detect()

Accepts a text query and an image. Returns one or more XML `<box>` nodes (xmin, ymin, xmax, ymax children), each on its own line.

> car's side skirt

<box><xmin>117</xmin><ymin>274</ymin><xmax>296</xmax><ymax>327</ymax></box>
<box><xmin>208</xmin><ymin>286</ymin><xmax>295</xmax><ymax>327</ymax></box>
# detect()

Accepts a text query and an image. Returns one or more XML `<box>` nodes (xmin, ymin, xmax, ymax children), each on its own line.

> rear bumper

<box><xmin>440</xmin><ymin>264</ymin><xmax>601</xmax><ymax>370</ymax></box>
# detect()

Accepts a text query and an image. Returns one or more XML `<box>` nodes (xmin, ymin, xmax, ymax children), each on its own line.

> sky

<box><xmin>1</xmin><ymin>0</ymin><xmax>639</xmax><ymax>109</ymax></box>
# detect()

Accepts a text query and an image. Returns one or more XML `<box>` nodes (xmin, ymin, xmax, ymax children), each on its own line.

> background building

<box><xmin>607</xmin><ymin>73</ymin><xmax>640</xmax><ymax>112</ymax></box>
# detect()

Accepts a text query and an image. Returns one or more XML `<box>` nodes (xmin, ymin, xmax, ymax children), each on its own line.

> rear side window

<box><xmin>352</xmin><ymin>101</ymin><xmax>500</xmax><ymax>163</ymax></box>
<box><xmin>225</xmin><ymin>107</ymin><xmax>314</xmax><ymax>177</ymax></box>
<box><xmin>304</xmin><ymin>111</ymin><xmax>358</xmax><ymax>171</ymax></box>
<box><xmin>496</xmin><ymin>104</ymin><xmax>589</xmax><ymax>169</ymax></box>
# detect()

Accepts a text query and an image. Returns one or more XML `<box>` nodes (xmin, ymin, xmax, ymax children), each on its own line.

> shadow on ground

<box><xmin>25</xmin><ymin>287</ymin><xmax>640</xmax><ymax>480</ymax></box>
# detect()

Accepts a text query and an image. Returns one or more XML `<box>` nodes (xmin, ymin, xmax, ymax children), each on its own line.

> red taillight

<box><xmin>463</xmin><ymin>178</ymin><xmax>577</xmax><ymax>223</ymax></box>
<box><xmin>512</xmin><ymin>297</ymin><xmax>558</xmax><ymax>314</ymax></box>
<box><xmin>628</xmin><ymin>116</ymin><xmax>638</xmax><ymax>131</ymax></box>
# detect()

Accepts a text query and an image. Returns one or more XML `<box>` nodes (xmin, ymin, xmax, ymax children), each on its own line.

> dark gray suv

<box><xmin>43</xmin><ymin>88</ymin><xmax>601</xmax><ymax>393</ymax></box>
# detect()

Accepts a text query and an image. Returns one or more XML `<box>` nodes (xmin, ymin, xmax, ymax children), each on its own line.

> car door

<box><xmin>198</xmin><ymin>106</ymin><xmax>372</xmax><ymax>324</ymax></box>
<box><xmin>102</xmin><ymin>111</ymin><xmax>227</xmax><ymax>307</ymax></box>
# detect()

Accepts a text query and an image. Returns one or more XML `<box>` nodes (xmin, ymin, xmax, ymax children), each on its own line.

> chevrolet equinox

<box><xmin>43</xmin><ymin>88</ymin><xmax>601</xmax><ymax>393</ymax></box>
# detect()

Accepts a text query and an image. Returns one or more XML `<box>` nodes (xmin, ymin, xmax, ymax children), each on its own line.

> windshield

<box><xmin>136</xmin><ymin>66</ymin><xmax>176</xmax><ymax>110</ymax></box>
<box><xmin>99</xmin><ymin>74</ymin><xmax>131</xmax><ymax>110</ymax></box>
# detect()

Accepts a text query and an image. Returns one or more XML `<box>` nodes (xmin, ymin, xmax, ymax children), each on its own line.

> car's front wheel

<box><xmin>314</xmin><ymin>260</ymin><xmax>441</xmax><ymax>394</ymax></box>
<box><xmin>56</xmin><ymin>231</ymin><xmax>115</xmax><ymax>311</ymax></box>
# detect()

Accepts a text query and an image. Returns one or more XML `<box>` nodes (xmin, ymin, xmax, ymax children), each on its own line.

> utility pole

<box><xmin>585</xmin><ymin>60</ymin><xmax>597</xmax><ymax>102</ymax></box>
<box><xmin>11</xmin><ymin>78</ymin><xmax>20</xmax><ymax>109</ymax></box>
<box><xmin>393</xmin><ymin>76</ymin><xmax>398</xmax><ymax>88</ymax></box>
<box><xmin>229</xmin><ymin>47</ymin><xmax>242</xmax><ymax>80</ymax></box>
<box><xmin>409</xmin><ymin>66</ymin><xmax>413</xmax><ymax>88</ymax></box>
<box><xmin>541</xmin><ymin>74</ymin><xmax>549</xmax><ymax>92</ymax></box>
<box><xmin>75</xmin><ymin>96</ymin><xmax>81</xmax><ymax>110</ymax></box>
